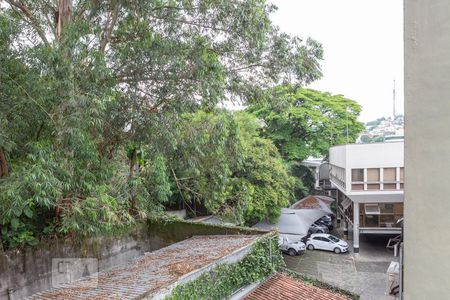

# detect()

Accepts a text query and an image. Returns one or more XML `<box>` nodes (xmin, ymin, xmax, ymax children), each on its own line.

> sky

<box><xmin>269</xmin><ymin>0</ymin><xmax>404</xmax><ymax>122</ymax></box>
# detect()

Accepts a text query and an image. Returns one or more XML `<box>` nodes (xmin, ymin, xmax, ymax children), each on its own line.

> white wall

<box><xmin>404</xmin><ymin>1</ymin><xmax>450</xmax><ymax>299</ymax></box>
<box><xmin>329</xmin><ymin>144</ymin><xmax>347</xmax><ymax>168</ymax></box>
<box><xmin>330</xmin><ymin>142</ymin><xmax>404</xmax><ymax>169</ymax></box>
<box><xmin>329</xmin><ymin>142</ymin><xmax>404</xmax><ymax>194</ymax></box>
<box><xmin>345</xmin><ymin>142</ymin><xmax>404</xmax><ymax>169</ymax></box>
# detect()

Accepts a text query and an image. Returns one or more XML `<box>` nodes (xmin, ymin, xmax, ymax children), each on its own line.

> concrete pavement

<box><xmin>284</xmin><ymin>233</ymin><xmax>399</xmax><ymax>300</ymax></box>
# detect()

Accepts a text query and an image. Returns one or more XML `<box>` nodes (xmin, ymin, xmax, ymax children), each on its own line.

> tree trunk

<box><xmin>129</xmin><ymin>148</ymin><xmax>138</xmax><ymax>212</ymax></box>
<box><xmin>0</xmin><ymin>147</ymin><xmax>9</xmax><ymax>178</ymax></box>
<box><xmin>56</xmin><ymin>0</ymin><xmax>73</xmax><ymax>42</ymax></box>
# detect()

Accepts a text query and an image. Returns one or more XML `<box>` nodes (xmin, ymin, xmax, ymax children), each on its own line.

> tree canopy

<box><xmin>248</xmin><ymin>86</ymin><xmax>364</xmax><ymax>161</ymax></box>
<box><xmin>0</xmin><ymin>0</ymin><xmax>323</xmax><ymax>248</ymax></box>
<box><xmin>247</xmin><ymin>86</ymin><xmax>364</xmax><ymax>198</ymax></box>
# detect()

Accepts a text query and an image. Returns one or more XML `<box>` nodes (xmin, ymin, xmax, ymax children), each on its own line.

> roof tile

<box><xmin>244</xmin><ymin>273</ymin><xmax>351</xmax><ymax>300</ymax></box>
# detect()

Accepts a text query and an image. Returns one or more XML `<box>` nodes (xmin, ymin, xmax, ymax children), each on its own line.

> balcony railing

<box><xmin>330</xmin><ymin>173</ymin><xmax>345</xmax><ymax>189</ymax></box>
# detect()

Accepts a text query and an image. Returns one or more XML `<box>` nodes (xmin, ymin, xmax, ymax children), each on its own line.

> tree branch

<box><xmin>99</xmin><ymin>2</ymin><xmax>119</xmax><ymax>53</ymax></box>
<box><xmin>5</xmin><ymin>0</ymin><xmax>51</xmax><ymax>47</ymax></box>
<box><xmin>0</xmin><ymin>147</ymin><xmax>9</xmax><ymax>178</ymax></box>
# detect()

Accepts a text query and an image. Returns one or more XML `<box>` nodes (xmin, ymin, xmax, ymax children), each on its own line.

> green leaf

<box><xmin>11</xmin><ymin>218</ymin><xmax>20</xmax><ymax>230</ymax></box>
<box><xmin>23</xmin><ymin>206</ymin><xmax>33</xmax><ymax>218</ymax></box>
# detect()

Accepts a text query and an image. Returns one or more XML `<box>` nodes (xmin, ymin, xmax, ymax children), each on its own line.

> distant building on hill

<box><xmin>358</xmin><ymin>115</ymin><xmax>404</xmax><ymax>143</ymax></box>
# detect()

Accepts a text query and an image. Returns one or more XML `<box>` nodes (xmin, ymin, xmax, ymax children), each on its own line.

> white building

<box><xmin>327</xmin><ymin>141</ymin><xmax>404</xmax><ymax>253</ymax></box>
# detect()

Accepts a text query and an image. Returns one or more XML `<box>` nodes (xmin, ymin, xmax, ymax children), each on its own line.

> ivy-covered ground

<box><xmin>166</xmin><ymin>232</ymin><xmax>283</xmax><ymax>300</ymax></box>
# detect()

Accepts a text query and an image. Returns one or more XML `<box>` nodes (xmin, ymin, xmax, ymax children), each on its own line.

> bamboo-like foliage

<box><xmin>0</xmin><ymin>1</ymin><xmax>323</xmax><ymax>248</ymax></box>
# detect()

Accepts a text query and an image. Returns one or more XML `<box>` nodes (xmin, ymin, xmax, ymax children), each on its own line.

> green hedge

<box><xmin>166</xmin><ymin>232</ymin><xmax>284</xmax><ymax>300</ymax></box>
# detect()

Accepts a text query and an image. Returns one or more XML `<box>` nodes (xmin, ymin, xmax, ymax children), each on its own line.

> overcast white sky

<box><xmin>270</xmin><ymin>0</ymin><xmax>404</xmax><ymax>122</ymax></box>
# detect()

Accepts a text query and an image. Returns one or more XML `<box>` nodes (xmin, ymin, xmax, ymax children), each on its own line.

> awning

<box><xmin>254</xmin><ymin>202</ymin><xmax>332</xmax><ymax>237</ymax></box>
<box><xmin>254</xmin><ymin>208</ymin><xmax>312</xmax><ymax>236</ymax></box>
<box><xmin>254</xmin><ymin>194</ymin><xmax>334</xmax><ymax>238</ymax></box>
<box><xmin>364</xmin><ymin>204</ymin><xmax>381</xmax><ymax>215</ymax></box>
<box><xmin>347</xmin><ymin>193</ymin><xmax>404</xmax><ymax>203</ymax></box>
<box><xmin>341</xmin><ymin>197</ymin><xmax>352</xmax><ymax>210</ymax></box>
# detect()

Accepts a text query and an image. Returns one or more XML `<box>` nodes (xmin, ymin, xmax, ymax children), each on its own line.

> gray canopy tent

<box><xmin>254</xmin><ymin>196</ymin><xmax>333</xmax><ymax>241</ymax></box>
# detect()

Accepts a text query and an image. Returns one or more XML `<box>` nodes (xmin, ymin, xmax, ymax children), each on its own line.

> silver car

<box><xmin>308</xmin><ymin>223</ymin><xmax>329</xmax><ymax>234</ymax></box>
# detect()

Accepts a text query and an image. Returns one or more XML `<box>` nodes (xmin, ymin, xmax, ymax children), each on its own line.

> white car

<box><xmin>278</xmin><ymin>236</ymin><xmax>306</xmax><ymax>256</ymax></box>
<box><xmin>306</xmin><ymin>234</ymin><xmax>349</xmax><ymax>254</ymax></box>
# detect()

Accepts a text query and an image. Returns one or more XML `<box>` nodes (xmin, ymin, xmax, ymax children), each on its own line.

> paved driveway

<box><xmin>284</xmin><ymin>234</ymin><xmax>399</xmax><ymax>300</ymax></box>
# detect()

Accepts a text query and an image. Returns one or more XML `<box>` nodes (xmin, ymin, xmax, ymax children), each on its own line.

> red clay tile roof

<box><xmin>244</xmin><ymin>273</ymin><xmax>351</xmax><ymax>300</ymax></box>
<box><xmin>290</xmin><ymin>195</ymin><xmax>334</xmax><ymax>211</ymax></box>
<box><xmin>28</xmin><ymin>235</ymin><xmax>258</xmax><ymax>300</ymax></box>
<box><xmin>291</xmin><ymin>196</ymin><xmax>321</xmax><ymax>209</ymax></box>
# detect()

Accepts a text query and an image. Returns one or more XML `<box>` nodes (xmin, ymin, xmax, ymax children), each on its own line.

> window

<box><xmin>394</xmin><ymin>203</ymin><xmax>403</xmax><ymax>215</ymax></box>
<box><xmin>365</xmin><ymin>204</ymin><xmax>380</xmax><ymax>215</ymax></box>
<box><xmin>384</xmin><ymin>168</ymin><xmax>396</xmax><ymax>181</ymax></box>
<box><xmin>384</xmin><ymin>183</ymin><xmax>397</xmax><ymax>190</ymax></box>
<box><xmin>352</xmin><ymin>184</ymin><xmax>364</xmax><ymax>190</ymax></box>
<box><xmin>383</xmin><ymin>168</ymin><xmax>397</xmax><ymax>189</ymax></box>
<box><xmin>313</xmin><ymin>237</ymin><xmax>322</xmax><ymax>241</ymax></box>
<box><xmin>328</xmin><ymin>236</ymin><xmax>340</xmax><ymax>243</ymax></box>
<box><xmin>322</xmin><ymin>238</ymin><xmax>330</xmax><ymax>242</ymax></box>
<box><xmin>400</xmin><ymin>167</ymin><xmax>405</xmax><ymax>189</ymax></box>
<box><xmin>352</xmin><ymin>168</ymin><xmax>364</xmax><ymax>190</ymax></box>
<box><xmin>380</xmin><ymin>203</ymin><xmax>394</xmax><ymax>214</ymax></box>
<box><xmin>352</xmin><ymin>169</ymin><xmax>364</xmax><ymax>182</ymax></box>
<box><xmin>367</xmin><ymin>168</ymin><xmax>380</xmax><ymax>190</ymax></box>
<box><xmin>367</xmin><ymin>168</ymin><xmax>380</xmax><ymax>181</ymax></box>
<box><xmin>380</xmin><ymin>215</ymin><xmax>395</xmax><ymax>227</ymax></box>
<box><xmin>367</xmin><ymin>183</ymin><xmax>380</xmax><ymax>190</ymax></box>
<box><xmin>364</xmin><ymin>215</ymin><xmax>379</xmax><ymax>227</ymax></box>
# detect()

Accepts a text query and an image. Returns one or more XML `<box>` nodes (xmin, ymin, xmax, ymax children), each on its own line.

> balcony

<box><xmin>329</xmin><ymin>142</ymin><xmax>404</xmax><ymax>195</ymax></box>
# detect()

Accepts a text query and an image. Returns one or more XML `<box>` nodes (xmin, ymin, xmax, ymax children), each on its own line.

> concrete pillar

<box><xmin>343</xmin><ymin>217</ymin><xmax>348</xmax><ymax>240</ymax></box>
<box><xmin>353</xmin><ymin>202</ymin><xmax>360</xmax><ymax>253</ymax></box>
<box><xmin>336</xmin><ymin>190</ymin><xmax>340</xmax><ymax>225</ymax></box>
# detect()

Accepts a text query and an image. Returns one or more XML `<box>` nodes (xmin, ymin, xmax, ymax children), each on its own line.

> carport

<box><xmin>254</xmin><ymin>195</ymin><xmax>333</xmax><ymax>241</ymax></box>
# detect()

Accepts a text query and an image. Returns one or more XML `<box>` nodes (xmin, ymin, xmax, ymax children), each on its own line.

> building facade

<box><xmin>327</xmin><ymin>142</ymin><xmax>404</xmax><ymax>253</ymax></box>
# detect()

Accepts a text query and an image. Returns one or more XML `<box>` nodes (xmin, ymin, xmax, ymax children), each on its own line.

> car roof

<box><xmin>310</xmin><ymin>233</ymin><xmax>339</xmax><ymax>239</ymax></box>
<box><xmin>310</xmin><ymin>233</ymin><xmax>328</xmax><ymax>237</ymax></box>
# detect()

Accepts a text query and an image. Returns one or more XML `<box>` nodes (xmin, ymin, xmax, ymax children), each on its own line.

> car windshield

<box><xmin>328</xmin><ymin>235</ymin><xmax>340</xmax><ymax>243</ymax></box>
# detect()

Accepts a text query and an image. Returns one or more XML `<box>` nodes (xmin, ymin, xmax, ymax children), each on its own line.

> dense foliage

<box><xmin>0</xmin><ymin>0</ymin><xmax>365</xmax><ymax>250</ymax></box>
<box><xmin>248</xmin><ymin>86</ymin><xmax>364</xmax><ymax>198</ymax></box>
<box><xmin>0</xmin><ymin>0</ymin><xmax>323</xmax><ymax>248</ymax></box>
<box><xmin>166</xmin><ymin>232</ymin><xmax>284</xmax><ymax>300</ymax></box>
<box><xmin>137</xmin><ymin>110</ymin><xmax>294</xmax><ymax>225</ymax></box>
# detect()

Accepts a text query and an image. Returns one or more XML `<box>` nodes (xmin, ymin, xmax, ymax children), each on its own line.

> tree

<box><xmin>249</xmin><ymin>86</ymin><xmax>364</xmax><ymax>161</ymax></box>
<box><xmin>231</xmin><ymin>112</ymin><xmax>294</xmax><ymax>224</ymax></box>
<box><xmin>248</xmin><ymin>86</ymin><xmax>364</xmax><ymax>198</ymax></box>
<box><xmin>147</xmin><ymin>110</ymin><xmax>294</xmax><ymax>225</ymax></box>
<box><xmin>0</xmin><ymin>1</ymin><xmax>323</xmax><ymax>248</ymax></box>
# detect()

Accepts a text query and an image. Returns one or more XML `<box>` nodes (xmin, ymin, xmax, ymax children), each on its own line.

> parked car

<box><xmin>315</xmin><ymin>216</ymin><xmax>334</xmax><ymax>231</ymax></box>
<box><xmin>321</xmin><ymin>215</ymin><xmax>333</xmax><ymax>222</ymax></box>
<box><xmin>278</xmin><ymin>236</ymin><xmax>306</xmax><ymax>256</ymax></box>
<box><xmin>306</xmin><ymin>233</ymin><xmax>349</xmax><ymax>254</ymax></box>
<box><xmin>308</xmin><ymin>223</ymin><xmax>329</xmax><ymax>234</ymax></box>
